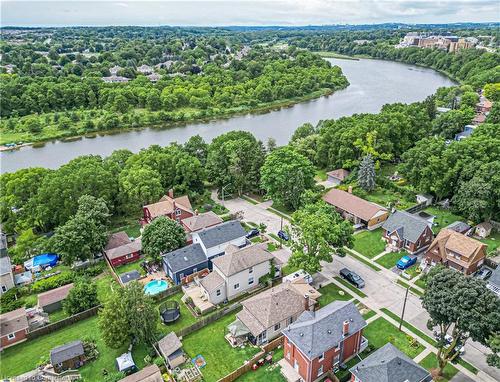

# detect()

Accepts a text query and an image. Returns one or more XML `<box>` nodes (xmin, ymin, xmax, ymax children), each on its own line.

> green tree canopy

<box><xmin>142</xmin><ymin>216</ymin><xmax>186</xmax><ymax>262</ymax></box>
<box><xmin>63</xmin><ymin>277</ymin><xmax>99</xmax><ymax>315</ymax></box>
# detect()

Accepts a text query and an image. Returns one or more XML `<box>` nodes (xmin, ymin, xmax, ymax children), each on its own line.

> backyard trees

<box><xmin>357</xmin><ymin>154</ymin><xmax>376</xmax><ymax>192</ymax></box>
<box><xmin>142</xmin><ymin>216</ymin><xmax>185</xmax><ymax>262</ymax></box>
<box><xmin>288</xmin><ymin>201</ymin><xmax>353</xmax><ymax>273</ymax></box>
<box><xmin>260</xmin><ymin>146</ymin><xmax>316</xmax><ymax>210</ymax></box>
<box><xmin>422</xmin><ymin>267</ymin><xmax>500</xmax><ymax>376</ymax></box>
<box><xmin>487</xmin><ymin>334</ymin><xmax>500</xmax><ymax>368</ymax></box>
<box><xmin>99</xmin><ymin>282</ymin><xmax>157</xmax><ymax>348</ymax></box>
<box><xmin>431</xmin><ymin>108</ymin><xmax>474</xmax><ymax>139</ymax></box>
<box><xmin>119</xmin><ymin>166</ymin><xmax>164</xmax><ymax>212</ymax></box>
<box><xmin>64</xmin><ymin>278</ymin><xmax>99</xmax><ymax>315</ymax></box>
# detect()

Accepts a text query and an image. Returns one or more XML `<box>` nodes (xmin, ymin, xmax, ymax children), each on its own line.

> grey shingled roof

<box><xmin>119</xmin><ymin>270</ymin><xmax>141</xmax><ymax>284</ymax></box>
<box><xmin>489</xmin><ymin>267</ymin><xmax>500</xmax><ymax>289</ymax></box>
<box><xmin>195</xmin><ymin>220</ymin><xmax>246</xmax><ymax>249</ymax></box>
<box><xmin>283</xmin><ymin>300</ymin><xmax>366</xmax><ymax>360</ymax></box>
<box><xmin>199</xmin><ymin>271</ymin><xmax>225</xmax><ymax>293</ymax></box>
<box><xmin>445</xmin><ymin>221</ymin><xmax>471</xmax><ymax>233</ymax></box>
<box><xmin>162</xmin><ymin>243</ymin><xmax>207</xmax><ymax>273</ymax></box>
<box><xmin>350</xmin><ymin>343</ymin><xmax>432</xmax><ymax>382</ymax></box>
<box><xmin>212</xmin><ymin>245</ymin><xmax>273</xmax><ymax>277</ymax></box>
<box><xmin>158</xmin><ymin>332</ymin><xmax>182</xmax><ymax>357</ymax></box>
<box><xmin>50</xmin><ymin>340</ymin><xmax>84</xmax><ymax>365</ymax></box>
<box><xmin>382</xmin><ymin>210</ymin><xmax>429</xmax><ymax>243</ymax></box>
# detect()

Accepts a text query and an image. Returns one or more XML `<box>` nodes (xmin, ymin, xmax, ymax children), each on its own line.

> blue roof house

<box><xmin>162</xmin><ymin>244</ymin><xmax>209</xmax><ymax>285</ymax></box>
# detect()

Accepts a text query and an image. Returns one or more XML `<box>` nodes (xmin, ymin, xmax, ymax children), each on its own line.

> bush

<box><xmin>0</xmin><ymin>288</ymin><xmax>24</xmax><ymax>314</ymax></box>
<box><xmin>31</xmin><ymin>272</ymin><xmax>74</xmax><ymax>294</ymax></box>
<box><xmin>153</xmin><ymin>357</ymin><xmax>164</xmax><ymax>367</ymax></box>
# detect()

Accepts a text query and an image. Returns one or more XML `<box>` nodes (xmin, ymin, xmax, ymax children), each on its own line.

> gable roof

<box><xmin>350</xmin><ymin>343</ymin><xmax>432</xmax><ymax>382</ymax></box>
<box><xmin>38</xmin><ymin>283</ymin><xmax>74</xmax><ymax>308</ymax></box>
<box><xmin>283</xmin><ymin>300</ymin><xmax>366</xmax><ymax>360</ymax></box>
<box><xmin>182</xmin><ymin>211</ymin><xmax>223</xmax><ymax>232</ymax></box>
<box><xmin>0</xmin><ymin>308</ymin><xmax>28</xmax><ymax>336</ymax></box>
<box><xmin>50</xmin><ymin>340</ymin><xmax>84</xmax><ymax>365</ymax></box>
<box><xmin>144</xmin><ymin>194</ymin><xmax>193</xmax><ymax>219</ymax></box>
<box><xmin>118</xmin><ymin>365</ymin><xmax>162</xmax><ymax>382</ymax></box>
<box><xmin>382</xmin><ymin>210</ymin><xmax>430</xmax><ymax>243</ymax></box>
<box><xmin>212</xmin><ymin>245</ymin><xmax>273</xmax><ymax>277</ymax></box>
<box><xmin>162</xmin><ymin>243</ymin><xmax>207</xmax><ymax>273</ymax></box>
<box><xmin>105</xmin><ymin>231</ymin><xmax>131</xmax><ymax>251</ymax></box>
<box><xmin>105</xmin><ymin>239</ymin><xmax>142</xmax><ymax>260</ymax></box>
<box><xmin>199</xmin><ymin>270</ymin><xmax>225</xmax><ymax>293</ymax></box>
<box><xmin>158</xmin><ymin>332</ymin><xmax>182</xmax><ymax>358</ymax></box>
<box><xmin>195</xmin><ymin>220</ymin><xmax>246</xmax><ymax>249</ymax></box>
<box><xmin>322</xmin><ymin>189</ymin><xmax>387</xmax><ymax>222</ymax></box>
<box><xmin>326</xmin><ymin>169</ymin><xmax>350</xmax><ymax>181</ymax></box>
<box><xmin>237</xmin><ymin>283</ymin><xmax>309</xmax><ymax>336</ymax></box>
<box><xmin>432</xmin><ymin>229</ymin><xmax>486</xmax><ymax>260</ymax></box>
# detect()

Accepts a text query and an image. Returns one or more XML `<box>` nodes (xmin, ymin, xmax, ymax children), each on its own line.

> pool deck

<box><xmin>140</xmin><ymin>270</ymin><xmax>167</xmax><ymax>285</ymax></box>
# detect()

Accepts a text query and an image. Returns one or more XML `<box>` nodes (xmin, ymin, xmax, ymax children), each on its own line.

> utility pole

<box><xmin>221</xmin><ymin>184</ymin><xmax>230</xmax><ymax>206</ymax></box>
<box><xmin>399</xmin><ymin>286</ymin><xmax>409</xmax><ymax>331</ymax></box>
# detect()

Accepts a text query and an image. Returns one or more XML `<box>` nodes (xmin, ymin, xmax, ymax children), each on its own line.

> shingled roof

<box><xmin>195</xmin><ymin>220</ymin><xmax>246</xmax><ymax>249</ymax></box>
<box><xmin>105</xmin><ymin>231</ymin><xmax>131</xmax><ymax>251</ymax></box>
<box><xmin>212</xmin><ymin>245</ymin><xmax>273</xmax><ymax>277</ymax></box>
<box><xmin>162</xmin><ymin>243</ymin><xmax>207</xmax><ymax>273</ymax></box>
<box><xmin>182</xmin><ymin>211</ymin><xmax>223</xmax><ymax>232</ymax></box>
<box><xmin>0</xmin><ymin>308</ymin><xmax>28</xmax><ymax>337</ymax></box>
<box><xmin>144</xmin><ymin>194</ymin><xmax>193</xmax><ymax>219</ymax></box>
<box><xmin>105</xmin><ymin>238</ymin><xmax>142</xmax><ymax>260</ymax></box>
<box><xmin>434</xmin><ymin>229</ymin><xmax>486</xmax><ymax>259</ymax></box>
<box><xmin>382</xmin><ymin>210</ymin><xmax>429</xmax><ymax>243</ymax></box>
<box><xmin>50</xmin><ymin>340</ymin><xmax>84</xmax><ymax>365</ymax></box>
<box><xmin>38</xmin><ymin>283</ymin><xmax>74</xmax><ymax>308</ymax></box>
<box><xmin>322</xmin><ymin>188</ymin><xmax>387</xmax><ymax>222</ymax></box>
<box><xmin>283</xmin><ymin>300</ymin><xmax>366</xmax><ymax>360</ymax></box>
<box><xmin>350</xmin><ymin>343</ymin><xmax>432</xmax><ymax>382</ymax></box>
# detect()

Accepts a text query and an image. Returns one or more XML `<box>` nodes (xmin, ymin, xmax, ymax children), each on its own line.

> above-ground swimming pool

<box><xmin>143</xmin><ymin>279</ymin><xmax>169</xmax><ymax>295</ymax></box>
<box><xmin>24</xmin><ymin>253</ymin><xmax>59</xmax><ymax>270</ymax></box>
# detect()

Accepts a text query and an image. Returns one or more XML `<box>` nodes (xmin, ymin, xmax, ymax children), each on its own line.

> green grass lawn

<box><xmin>267</xmin><ymin>242</ymin><xmax>278</xmax><ymax>252</ymax></box>
<box><xmin>418</xmin><ymin>353</ymin><xmax>459</xmax><ymax>382</ymax></box>
<box><xmin>182</xmin><ymin>311</ymin><xmax>260</xmax><ymax>382</ymax></box>
<box><xmin>315</xmin><ymin>169</ymin><xmax>328</xmax><ymax>181</ymax></box>
<box><xmin>361</xmin><ymin>186</ymin><xmax>415</xmax><ymax>210</ymax></box>
<box><xmin>48</xmin><ymin>308</ymin><xmax>70</xmax><ymax>323</ymax></box>
<box><xmin>236</xmin><ymin>348</ymin><xmax>285</xmax><ymax>382</ymax></box>
<box><xmin>281</xmin><ymin>263</ymin><xmax>299</xmax><ymax>276</ymax></box>
<box><xmin>424</xmin><ymin>207</ymin><xmax>464</xmax><ymax>234</ymax></box>
<box><xmin>353</xmin><ymin>228</ymin><xmax>386</xmax><ymax>258</ymax></box>
<box><xmin>318</xmin><ymin>283</ymin><xmax>352</xmax><ymax>306</ymax></box>
<box><xmin>334</xmin><ymin>277</ymin><xmax>368</xmax><ymax>298</ymax></box>
<box><xmin>380</xmin><ymin>308</ymin><xmax>437</xmax><ymax>346</ymax></box>
<box><xmin>363</xmin><ymin>317</ymin><xmax>425</xmax><ymax>359</ymax></box>
<box><xmin>109</xmin><ymin>220</ymin><xmax>142</xmax><ymax>239</ymax></box>
<box><xmin>95</xmin><ymin>272</ymin><xmax>120</xmax><ymax>302</ymax></box>
<box><xmin>363</xmin><ymin>310</ymin><xmax>377</xmax><ymax>320</ymax></box>
<box><xmin>0</xmin><ymin>316</ymin><xmax>149</xmax><ymax>381</ymax></box>
<box><xmin>156</xmin><ymin>292</ymin><xmax>199</xmax><ymax>335</ymax></box>
<box><xmin>401</xmin><ymin>264</ymin><xmax>421</xmax><ymax>280</ymax></box>
<box><xmin>250</xmin><ymin>236</ymin><xmax>264</xmax><ymax>244</ymax></box>
<box><xmin>375</xmin><ymin>251</ymin><xmax>405</xmax><ymax>269</ymax></box>
<box><xmin>480</xmin><ymin>231</ymin><xmax>500</xmax><ymax>257</ymax></box>
<box><xmin>414</xmin><ymin>276</ymin><xmax>427</xmax><ymax>290</ymax></box>
<box><xmin>114</xmin><ymin>261</ymin><xmax>145</xmax><ymax>277</ymax></box>
<box><xmin>345</xmin><ymin>249</ymin><xmax>382</xmax><ymax>271</ymax></box>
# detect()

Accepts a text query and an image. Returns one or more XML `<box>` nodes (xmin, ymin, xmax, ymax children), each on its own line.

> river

<box><xmin>0</xmin><ymin>58</ymin><xmax>455</xmax><ymax>173</ymax></box>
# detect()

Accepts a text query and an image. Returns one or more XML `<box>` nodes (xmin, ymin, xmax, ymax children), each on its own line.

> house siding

<box><xmin>367</xmin><ymin>213</ymin><xmax>388</xmax><ymax>230</ymax></box>
<box><xmin>1</xmin><ymin>328</ymin><xmax>28</xmax><ymax>349</ymax></box>
<box><xmin>109</xmin><ymin>251</ymin><xmax>141</xmax><ymax>267</ymax></box>
<box><xmin>191</xmin><ymin>235</ymin><xmax>247</xmax><ymax>266</ymax></box>
<box><xmin>164</xmin><ymin>260</ymin><xmax>209</xmax><ymax>285</ymax></box>
<box><xmin>0</xmin><ymin>272</ymin><xmax>15</xmax><ymax>294</ymax></box>
<box><xmin>225</xmin><ymin>261</ymin><xmax>270</xmax><ymax>301</ymax></box>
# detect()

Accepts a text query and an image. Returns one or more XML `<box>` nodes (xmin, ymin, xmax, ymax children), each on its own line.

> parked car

<box><xmin>339</xmin><ymin>268</ymin><xmax>365</xmax><ymax>288</ymax></box>
<box><xmin>245</xmin><ymin>228</ymin><xmax>260</xmax><ymax>239</ymax></box>
<box><xmin>475</xmin><ymin>267</ymin><xmax>493</xmax><ymax>280</ymax></box>
<box><xmin>433</xmin><ymin>332</ymin><xmax>465</xmax><ymax>355</ymax></box>
<box><xmin>396</xmin><ymin>255</ymin><xmax>417</xmax><ymax>270</ymax></box>
<box><xmin>277</xmin><ymin>230</ymin><xmax>289</xmax><ymax>241</ymax></box>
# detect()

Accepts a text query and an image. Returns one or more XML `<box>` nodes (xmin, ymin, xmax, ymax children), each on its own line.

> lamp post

<box><xmin>221</xmin><ymin>184</ymin><xmax>230</xmax><ymax>206</ymax></box>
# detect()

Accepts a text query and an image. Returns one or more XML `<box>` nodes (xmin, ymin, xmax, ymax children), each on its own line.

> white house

<box><xmin>0</xmin><ymin>256</ymin><xmax>15</xmax><ymax>294</ymax></box>
<box><xmin>199</xmin><ymin>244</ymin><xmax>274</xmax><ymax>304</ymax></box>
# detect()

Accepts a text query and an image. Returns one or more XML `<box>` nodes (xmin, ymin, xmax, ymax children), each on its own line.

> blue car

<box><xmin>396</xmin><ymin>255</ymin><xmax>417</xmax><ymax>270</ymax></box>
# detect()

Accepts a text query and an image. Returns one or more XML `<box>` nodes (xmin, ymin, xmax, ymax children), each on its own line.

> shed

<box><xmin>116</xmin><ymin>352</ymin><xmax>137</xmax><ymax>373</ymax></box>
<box><xmin>118</xmin><ymin>364</ymin><xmax>163</xmax><ymax>382</ymax></box>
<box><xmin>158</xmin><ymin>332</ymin><xmax>186</xmax><ymax>369</ymax></box>
<box><xmin>326</xmin><ymin>169</ymin><xmax>350</xmax><ymax>185</ymax></box>
<box><xmin>476</xmin><ymin>222</ymin><xmax>493</xmax><ymax>239</ymax></box>
<box><xmin>416</xmin><ymin>194</ymin><xmax>433</xmax><ymax>207</ymax></box>
<box><xmin>50</xmin><ymin>340</ymin><xmax>85</xmax><ymax>373</ymax></box>
<box><xmin>119</xmin><ymin>270</ymin><xmax>141</xmax><ymax>286</ymax></box>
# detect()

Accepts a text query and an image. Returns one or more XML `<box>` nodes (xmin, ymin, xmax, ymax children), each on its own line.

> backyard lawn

<box><xmin>424</xmin><ymin>207</ymin><xmax>464</xmax><ymax>234</ymax></box>
<box><xmin>114</xmin><ymin>260</ymin><xmax>145</xmax><ymax>277</ymax></box>
<box><xmin>109</xmin><ymin>221</ymin><xmax>142</xmax><ymax>239</ymax></box>
<box><xmin>318</xmin><ymin>283</ymin><xmax>352</xmax><ymax>306</ymax></box>
<box><xmin>480</xmin><ymin>231</ymin><xmax>500</xmax><ymax>257</ymax></box>
<box><xmin>418</xmin><ymin>353</ymin><xmax>459</xmax><ymax>382</ymax></box>
<box><xmin>363</xmin><ymin>317</ymin><xmax>425</xmax><ymax>359</ymax></box>
<box><xmin>236</xmin><ymin>348</ymin><xmax>285</xmax><ymax>382</ymax></box>
<box><xmin>375</xmin><ymin>251</ymin><xmax>405</xmax><ymax>269</ymax></box>
<box><xmin>182</xmin><ymin>312</ymin><xmax>260</xmax><ymax>382</ymax></box>
<box><xmin>353</xmin><ymin>228</ymin><xmax>386</xmax><ymax>258</ymax></box>
<box><xmin>156</xmin><ymin>292</ymin><xmax>199</xmax><ymax>335</ymax></box>
<box><xmin>359</xmin><ymin>186</ymin><xmax>415</xmax><ymax>210</ymax></box>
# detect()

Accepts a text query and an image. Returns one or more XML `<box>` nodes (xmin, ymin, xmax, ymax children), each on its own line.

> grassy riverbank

<box><xmin>0</xmin><ymin>87</ymin><xmax>342</xmax><ymax>148</ymax></box>
<box><xmin>314</xmin><ymin>51</ymin><xmax>363</xmax><ymax>60</ymax></box>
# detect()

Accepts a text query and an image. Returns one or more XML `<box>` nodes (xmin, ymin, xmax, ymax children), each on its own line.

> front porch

<box><xmin>278</xmin><ymin>358</ymin><xmax>301</xmax><ymax>382</ymax></box>
<box><xmin>182</xmin><ymin>283</ymin><xmax>214</xmax><ymax>314</ymax></box>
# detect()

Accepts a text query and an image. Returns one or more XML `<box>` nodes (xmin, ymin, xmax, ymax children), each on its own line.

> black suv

<box><xmin>339</xmin><ymin>268</ymin><xmax>365</xmax><ymax>288</ymax></box>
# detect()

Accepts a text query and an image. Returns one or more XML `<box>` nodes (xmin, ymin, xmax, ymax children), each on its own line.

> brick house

<box><xmin>382</xmin><ymin>211</ymin><xmax>434</xmax><ymax>254</ymax></box>
<box><xmin>424</xmin><ymin>229</ymin><xmax>487</xmax><ymax>275</ymax></box>
<box><xmin>142</xmin><ymin>190</ymin><xmax>194</xmax><ymax>225</ymax></box>
<box><xmin>282</xmin><ymin>301</ymin><xmax>367</xmax><ymax>382</ymax></box>
<box><xmin>322</xmin><ymin>188</ymin><xmax>388</xmax><ymax>230</ymax></box>
<box><xmin>0</xmin><ymin>308</ymin><xmax>29</xmax><ymax>349</ymax></box>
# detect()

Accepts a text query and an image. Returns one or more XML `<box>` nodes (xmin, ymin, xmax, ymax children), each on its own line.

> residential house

<box><xmin>476</xmin><ymin>98</ymin><xmax>493</xmax><ymax>113</ymax></box>
<box><xmin>424</xmin><ymin>229</ymin><xmax>487</xmax><ymax>275</ymax></box>
<box><xmin>199</xmin><ymin>244</ymin><xmax>274</xmax><ymax>304</ymax></box>
<box><xmin>416</xmin><ymin>194</ymin><xmax>433</xmax><ymax>206</ymax></box>
<box><xmin>0</xmin><ymin>256</ymin><xmax>15</xmax><ymax>294</ymax></box>
<box><xmin>349</xmin><ymin>343</ymin><xmax>432</xmax><ymax>382</ymax></box>
<box><xmin>162</xmin><ymin>244</ymin><xmax>209</xmax><ymax>285</ymax></box>
<box><xmin>476</xmin><ymin>222</ymin><xmax>493</xmax><ymax>238</ymax></box>
<box><xmin>109</xmin><ymin>65</ymin><xmax>122</xmax><ymax>75</ymax></box>
<box><xmin>322</xmin><ymin>188</ymin><xmax>388</xmax><ymax>230</ymax></box>
<box><xmin>104</xmin><ymin>238</ymin><xmax>142</xmax><ymax>267</ymax></box>
<box><xmin>235</xmin><ymin>281</ymin><xmax>319</xmax><ymax>345</ymax></box>
<box><xmin>147</xmin><ymin>73</ymin><xmax>162</xmax><ymax>83</ymax></box>
<box><xmin>454</xmin><ymin>124</ymin><xmax>476</xmax><ymax>141</ymax></box>
<box><xmin>157</xmin><ymin>332</ymin><xmax>186</xmax><ymax>369</ymax></box>
<box><xmin>0</xmin><ymin>228</ymin><xmax>7</xmax><ymax>256</ymax></box>
<box><xmin>472</xmin><ymin>113</ymin><xmax>486</xmax><ymax>125</ymax></box>
<box><xmin>50</xmin><ymin>340</ymin><xmax>85</xmax><ymax>373</ymax></box>
<box><xmin>142</xmin><ymin>190</ymin><xmax>194</xmax><ymax>225</ymax></box>
<box><xmin>326</xmin><ymin>169</ymin><xmax>350</xmax><ymax>186</ymax></box>
<box><xmin>182</xmin><ymin>211</ymin><xmax>223</xmax><ymax>233</ymax></box>
<box><xmin>282</xmin><ymin>301</ymin><xmax>367</xmax><ymax>382</ymax></box>
<box><xmin>446</xmin><ymin>221</ymin><xmax>472</xmax><ymax>235</ymax></box>
<box><xmin>0</xmin><ymin>308</ymin><xmax>29</xmax><ymax>349</ymax></box>
<box><xmin>38</xmin><ymin>283</ymin><xmax>74</xmax><ymax>313</ymax></box>
<box><xmin>105</xmin><ymin>231</ymin><xmax>131</xmax><ymax>250</ymax></box>
<box><xmin>191</xmin><ymin>220</ymin><xmax>247</xmax><ymax>265</ymax></box>
<box><xmin>118</xmin><ymin>364</ymin><xmax>163</xmax><ymax>382</ymax></box>
<box><xmin>382</xmin><ymin>211</ymin><xmax>434</xmax><ymax>254</ymax></box>
<box><xmin>102</xmin><ymin>75</ymin><xmax>130</xmax><ymax>83</ymax></box>
<box><xmin>487</xmin><ymin>267</ymin><xmax>500</xmax><ymax>297</ymax></box>
<box><xmin>137</xmin><ymin>64</ymin><xmax>153</xmax><ymax>74</ymax></box>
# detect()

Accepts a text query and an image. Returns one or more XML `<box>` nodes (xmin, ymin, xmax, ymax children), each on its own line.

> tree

<box><xmin>487</xmin><ymin>334</ymin><xmax>500</xmax><ymax>368</ymax></box>
<box><xmin>358</xmin><ymin>155</ymin><xmax>376</xmax><ymax>192</ymax></box>
<box><xmin>288</xmin><ymin>201</ymin><xmax>353</xmax><ymax>274</ymax></box>
<box><xmin>119</xmin><ymin>166</ymin><xmax>163</xmax><ymax>211</ymax></box>
<box><xmin>98</xmin><ymin>282</ymin><xmax>157</xmax><ymax>349</ymax></box>
<box><xmin>183</xmin><ymin>135</ymin><xmax>208</xmax><ymax>165</ymax></box>
<box><xmin>431</xmin><ymin>109</ymin><xmax>474</xmax><ymax>138</ymax></box>
<box><xmin>64</xmin><ymin>278</ymin><xmax>99</xmax><ymax>315</ymax></box>
<box><xmin>260</xmin><ymin>146</ymin><xmax>315</xmax><ymax>210</ymax></box>
<box><xmin>142</xmin><ymin>216</ymin><xmax>185</xmax><ymax>262</ymax></box>
<box><xmin>422</xmin><ymin>267</ymin><xmax>500</xmax><ymax>376</ymax></box>
<box><xmin>483</xmin><ymin>83</ymin><xmax>500</xmax><ymax>102</ymax></box>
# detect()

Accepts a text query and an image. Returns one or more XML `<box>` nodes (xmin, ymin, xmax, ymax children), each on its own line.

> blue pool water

<box><xmin>33</xmin><ymin>253</ymin><xmax>59</xmax><ymax>267</ymax></box>
<box><xmin>144</xmin><ymin>280</ymin><xmax>169</xmax><ymax>295</ymax></box>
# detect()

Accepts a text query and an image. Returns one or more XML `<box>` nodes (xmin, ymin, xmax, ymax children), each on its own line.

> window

<box><xmin>125</xmin><ymin>253</ymin><xmax>134</xmax><ymax>259</ymax></box>
<box><xmin>248</xmin><ymin>277</ymin><xmax>254</xmax><ymax>285</ymax></box>
<box><xmin>175</xmin><ymin>208</ymin><xmax>181</xmax><ymax>216</ymax></box>
<box><xmin>234</xmin><ymin>283</ymin><xmax>240</xmax><ymax>290</ymax></box>
<box><xmin>248</xmin><ymin>267</ymin><xmax>253</xmax><ymax>274</ymax></box>
<box><xmin>318</xmin><ymin>352</ymin><xmax>324</xmax><ymax>361</ymax></box>
<box><xmin>287</xmin><ymin>316</ymin><xmax>294</xmax><ymax>325</ymax></box>
<box><xmin>7</xmin><ymin>333</ymin><xmax>15</xmax><ymax>340</ymax></box>
<box><xmin>193</xmin><ymin>268</ymin><xmax>197</xmax><ymax>273</ymax></box>
<box><xmin>1</xmin><ymin>285</ymin><xmax>7</xmax><ymax>292</ymax></box>
<box><xmin>216</xmin><ymin>289</ymin><xmax>221</xmax><ymax>296</ymax></box>
<box><xmin>274</xmin><ymin>323</ymin><xmax>280</xmax><ymax>331</ymax></box>
<box><xmin>287</xmin><ymin>351</ymin><xmax>291</xmax><ymax>360</ymax></box>
<box><xmin>317</xmin><ymin>365</ymin><xmax>323</xmax><ymax>376</ymax></box>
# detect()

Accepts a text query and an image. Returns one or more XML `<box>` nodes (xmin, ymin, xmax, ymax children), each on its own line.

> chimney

<box><xmin>168</xmin><ymin>188</ymin><xmax>174</xmax><ymax>198</ymax></box>
<box><xmin>304</xmin><ymin>294</ymin><xmax>310</xmax><ymax>311</ymax></box>
<box><xmin>194</xmin><ymin>209</ymin><xmax>198</xmax><ymax>216</ymax></box>
<box><xmin>342</xmin><ymin>320</ymin><xmax>350</xmax><ymax>337</ymax></box>
<box><xmin>347</xmin><ymin>186</ymin><xmax>353</xmax><ymax>194</ymax></box>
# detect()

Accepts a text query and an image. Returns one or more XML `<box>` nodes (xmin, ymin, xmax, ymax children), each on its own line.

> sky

<box><xmin>1</xmin><ymin>0</ymin><xmax>499</xmax><ymax>27</ymax></box>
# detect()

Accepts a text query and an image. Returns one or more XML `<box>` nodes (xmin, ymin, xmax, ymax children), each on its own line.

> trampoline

<box><xmin>160</xmin><ymin>300</ymin><xmax>180</xmax><ymax>324</ymax></box>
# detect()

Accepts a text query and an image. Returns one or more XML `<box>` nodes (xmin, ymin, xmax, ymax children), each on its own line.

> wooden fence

<box><xmin>153</xmin><ymin>284</ymin><xmax>182</xmax><ymax>302</ymax></box>
<box><xmin>27</xmin><ymin>305</ymin><xmax>100</xmax><ymax>340</ymax></box>
<box><xmin>405</xmin><ymin>201</ymin><xmax>427</xmax><ymax>214</ymax></box>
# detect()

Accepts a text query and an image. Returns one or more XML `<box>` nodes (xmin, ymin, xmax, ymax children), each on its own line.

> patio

<box><xmin>278</xmin><ymin>358</ymin><xmax>301</xmax><ymax>382</ymax></box>
<box><xmin>182</xmin><ymin>283</ymin><xmax>214</xmax><ymax>314</ymax></box>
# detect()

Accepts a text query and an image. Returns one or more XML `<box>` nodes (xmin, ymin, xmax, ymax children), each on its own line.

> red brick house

<box><xmin>382</xmin><ymin>211</ymin><xmax>434</xmax><ymax>254</ymax></box>
<box><xmin>424</xmin><ymin>229</ymin><xmax>487</xmax><ymax>275</ymax></box>
<box><xmin>104</xmin><ymin>233</ymin><xmax>142</xmax><ymax>267</ymax></box>
<box><xmin>142</xmin><ymin>190</ymin><xmax>194</xmax><ymax>225</ymax></box>
<box><xmin>282</xmin><ymin>301</ymin><xmax>367</xmax><ymax>382</ymax></box>
<box><xmin>0</xmin><ymin>308</ymin><xmax>29</xmax><ymax>349</ymax></box>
